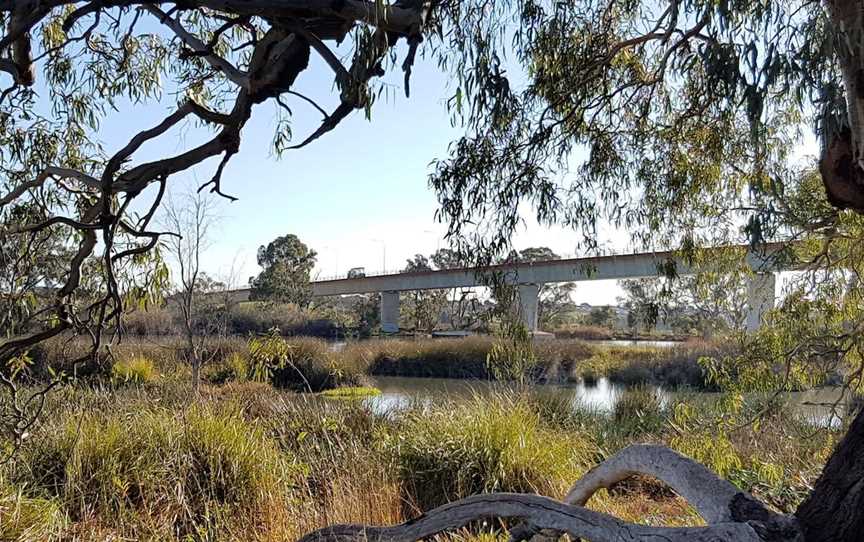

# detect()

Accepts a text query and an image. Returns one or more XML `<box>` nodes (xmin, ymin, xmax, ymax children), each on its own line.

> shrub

<box><xmin>249</xmin><ymin>334</ymin><xmax>364</xmax><ymax>392</ymax></box>
<box><xmin>388</xmin><ymin>395</ymin><xmax>592</xmax><ymax>511</ymax></box>
<box><xmin>110</xmin><ymin>356</ymin><xmax>157</xmax><ymax>385</ymax></box>
<box><xmin>207</xmin><ymin>352</ymin><xmax>250</xmax><ymax>384</ymax></box>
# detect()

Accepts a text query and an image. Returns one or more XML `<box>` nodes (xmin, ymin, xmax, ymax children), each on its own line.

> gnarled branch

<box><xmin>143</xmin><ymin>4</ymin><xmax>251</xmax><ymax>90</ymax></box>
<box><xmin>299</xmin><ymin>493</ymin><xmax>766</xmax><ymax>542</ymax></box>
<box><xmin>564</xmin><ymin>444</ymin><xmax>758</xmax><ymax>524</ymax></box>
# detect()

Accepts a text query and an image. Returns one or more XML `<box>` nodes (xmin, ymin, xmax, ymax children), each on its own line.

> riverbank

<box><xmin>25</xmin><ymin>335</ymin><xmax>736</xmax><ymax>392</ymax></box>
<box><xmin>0</xmin><ymin>380</ymin><xmax>841</xmax><ymax>541</ymax></box>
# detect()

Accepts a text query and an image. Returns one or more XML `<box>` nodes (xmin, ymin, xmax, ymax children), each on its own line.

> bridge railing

<box><xmin>312</xmin><ymin>250</ymin><xmax>619</xmax><ymax>282</ymax></box>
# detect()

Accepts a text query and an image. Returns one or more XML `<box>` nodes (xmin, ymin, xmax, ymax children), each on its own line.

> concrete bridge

<box><xmin>232</xmin><ymin>245</ymin><xmax>791</xmax><ymax>333</ymax></box>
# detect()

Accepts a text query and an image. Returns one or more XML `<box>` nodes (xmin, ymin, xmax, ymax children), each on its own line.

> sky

<box><xmin>91</xmin><ymin>28</ymin><xmax>818</xmax><ymax>306</ymax></box>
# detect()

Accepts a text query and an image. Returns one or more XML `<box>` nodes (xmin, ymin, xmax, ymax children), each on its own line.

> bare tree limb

<box><xmin>142</xmin><ymin>4</ymin><xmax>251</xmax><ymax>90</ymax></box>
<box><xmin>0</xmin><ymin>167</ymin><xmax>100</xmax><ymax>207</ymax></box>
<box><xmin>298</xmin><ymin>493</ymin><xmax>767</xmax><ymax>542</ymax></box>
<box><xmin>564</xmin><ymin>444</ymin><xmax>756</xmax><ymax>524</ymax></box>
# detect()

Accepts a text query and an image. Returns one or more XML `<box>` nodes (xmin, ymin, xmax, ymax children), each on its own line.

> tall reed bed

<box><xmin>0</xmin><ymin>380</ymin><xmax>841</xmax><ymax>541</ymax></box>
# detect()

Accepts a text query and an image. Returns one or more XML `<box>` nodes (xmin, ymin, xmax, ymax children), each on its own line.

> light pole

<box><xmin>370</xmin><ymin>239</ymin><xmax>386</xmax><ymax>273</ymax></box>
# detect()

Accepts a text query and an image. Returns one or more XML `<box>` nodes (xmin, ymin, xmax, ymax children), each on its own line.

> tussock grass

<box><xmin>11</xmin><ymin>403</ymin><xmax>293</xmax><ymax>539</ymax></box>
<box><xmin>348</xmin><ymin>337</ymin><xmax>496</xmax><ymax>378</ymax></box>
<box><xmin>110</xmin><ymin>356</ymin><xmax>157</xmax><ymax>385</ymax></box>
<box><xmin>0</xmin><ymin>483</ymin><xmax>65</xmax><ymax>542</ymax></box>
<box><xmin>387</xmin><ymin>392</ymin><xmax>595</xmax><ymax>512</ymax></box>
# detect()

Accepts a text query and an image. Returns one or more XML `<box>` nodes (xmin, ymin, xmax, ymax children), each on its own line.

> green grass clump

<box><xmin>388</xmin><ymin>394</ymin><xmax>593</xmax><ymax>511</ymax></box>
<box><xmin>612</xmin><ymin>386</ymin><xmax>665</xmax><ymax>435</ymax></box>
<box><xmin>0</xmin><ymin>484</ymin><xmax>64</xmax><ymax>541</ymax></box>
<box><xmin>352</xmin><ymin>337</ymin><xmax>495</xmax><ymax>379</ymax></box>
<box><xmin>13</xmin><ymin>405</ymin><xmax>292</xmax><ymax>538</ymax></box>
<box><xmin>110</xmin><ymin>356</ymin><xmax>157</xmax><ymax>385</ymax></box>
<box><xmin>319</xmin><ymin>386</ymin><xmax>381</xmax><ymax>399</ymax></box>
<box><xmin>207</xmin><ymin>351</ymin><xmax>250</xmax><ymax>384</ymax></box>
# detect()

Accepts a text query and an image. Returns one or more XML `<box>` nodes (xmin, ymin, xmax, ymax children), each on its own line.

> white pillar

<box><xmin>380</xmin><ymin>291</ymin><xmax>400</xmax><ymax>333</ymax></box>
<box><xmin>745</xmin><ymin>273</ymin><xmax>776</xmax><ymax>332</ymax></box>
<box><xmin>518</xmin><ymin>283</ymin><xmax>540</xmax><ymax>332</ymax></box>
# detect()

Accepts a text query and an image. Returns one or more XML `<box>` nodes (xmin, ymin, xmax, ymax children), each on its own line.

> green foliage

<box><xmin>388</xmin><ymin>396</ymin><xmax>590</xmax><ymax>510</ymax></box>
<box><xmin>13</xmin><ymin>405</ymin><xmax>292</xmax><ymax>537</ymax></box>
<box><xmin>250</xmin><ymin>235</ymin><xmax>317</xmax><ymax>307</ymax></box>
<box><xmin>401</xmin><ymin>255</ymin><xmax>447</xmax><ymax>333</ymax></box>
<box><xmin>208</xmin><ymin>352</ymin><xmax>250</xmax><ymax>384</ymax></box>
<box><xmin>248</xmin><ymin>332</ymin><xmax>364</xmax><ymax>392</ymax></box>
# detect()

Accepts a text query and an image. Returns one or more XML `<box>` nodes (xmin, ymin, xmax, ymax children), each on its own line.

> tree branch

<box><xmin>299</xmin><ymin>493</ymin><xmax>765</xmax><ymax>542</ymax></box>
<box><xmin>564</xmin><ymin>444</ymin><xmax>755</xmax><ymax>524</ymax></box>
<box><xmin>142</xmin><ymin>4</ymin><xmax>251</xmax><ymax>90</ymax></box>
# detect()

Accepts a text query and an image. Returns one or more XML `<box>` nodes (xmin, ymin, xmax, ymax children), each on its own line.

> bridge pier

<box><xmin>380</xmin><ymin>291</ymin><xmax>400</xmax><ymax>334</ymax></box>
<box><xmin>518</xmin><ymin>283</ymin><xmax>540</xmax><ymax>332</ymax></box>
<box><xmin>745</xmin><ymin>273</ymin><xmax>776</xmax><ymax>332</ymax></box>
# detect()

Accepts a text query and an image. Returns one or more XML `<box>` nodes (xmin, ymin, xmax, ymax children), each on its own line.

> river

<box><xmin>364</xmin><ymin>375</ymin><xmax>852</xmax><ymax>428</ymax></box>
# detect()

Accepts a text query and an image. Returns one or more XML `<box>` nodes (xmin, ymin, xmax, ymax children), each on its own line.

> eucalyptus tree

<box><xmin>426</xmin><ymin>2</ymin><xmax>864</xmax><ymax>541</ymax></box>
<box><xmin>250</xmin><ymin>233</ymin><xmax>317</xmax><ymax>306</ymax></box>
<box><xmin>0</xmin><ymin>0</ymin><xmax>439</xmax><ymax>455</ymax></box>
<box><xmin>402</xmin><ymin>253</ymin><xmax>446</xmax><ymax>333</ymax></box>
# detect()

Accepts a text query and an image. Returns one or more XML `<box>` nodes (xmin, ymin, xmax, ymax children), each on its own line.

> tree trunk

<box><xmin>795</xmin><ymin>406</ymin><xmax>864</xmax><ymax>542</ymax></box>
<box><xmin>820</xmin><ymin>0</ymin><xmax>864</xmax><ymax>212</ymax></box>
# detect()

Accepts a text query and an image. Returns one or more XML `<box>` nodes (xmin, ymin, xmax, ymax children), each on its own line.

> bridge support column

<box><xmin>380</xmin><ymin>291</ymin><xmax>400</xmax><ymax>334</ymax></box>
<box><xmin>518</xmin><ymin>283</ymin><xmax>540</xmax><ymax>332</ymax></box>
<box><xmin>745</xmin><ymin>273</ymin><xmax>776</xmax><ymax>332</ymax></box>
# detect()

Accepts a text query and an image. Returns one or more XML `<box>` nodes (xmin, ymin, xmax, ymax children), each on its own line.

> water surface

<box><xmin>365</xmin><ymin>375</ymin><xmax>851</xmax><ymax>427</ymax></box>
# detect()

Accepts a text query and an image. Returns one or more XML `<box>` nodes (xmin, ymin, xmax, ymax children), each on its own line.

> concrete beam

<box><xmin>380</xmin><ymin>291</ymin><xmax>400</xmax><ymax>334</ymax></box>
<box><xmin>311</xmin><ymin>245</ymin><xmax>790</xmax><ymax>297</ymax></box>
<box><xmin>518</xmin><ymin>283</ymin><xmax>540</xmax><ymax>332</ymax></box>
<box><xmin>745</xmin><ymin>273</ymin><xmax>776</xmax><ymax>332</ymax></box>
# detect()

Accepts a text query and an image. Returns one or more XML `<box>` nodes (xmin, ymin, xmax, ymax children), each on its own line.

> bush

<box><xmin>110</xmin><ymin>356</ymin><xmax>157</xmax><ymax>385</ymax></box>
<box><xmin>207</xmin><ymin>352</ymin><xmax>250</xmax><ymax>384</ymax></box>
<box><xmin>388</xmin><ymin>395</ymin><xmax>592</xmax><ymax>511</ymax></box>
<box><xmin>249</xmin><ymin>334</ymin><xmax>365</xmax><ymax>392</ymax></box>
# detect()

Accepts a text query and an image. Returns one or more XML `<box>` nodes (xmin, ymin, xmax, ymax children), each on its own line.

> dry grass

<box><xmin>0</xmin><ymin>379</ymin><xmax>837</xmax><ymax>541</ymax></box>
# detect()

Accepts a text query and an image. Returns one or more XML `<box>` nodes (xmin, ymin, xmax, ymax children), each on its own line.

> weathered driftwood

<box><xmin>564</xmin><ymin>444</ymin><xmax>766</xmax><ymax>522</ymax></box>
<box><xmin>298</xmin><ymin>445</ymin><xmax>804</xmax><ymax>542</ymax></box>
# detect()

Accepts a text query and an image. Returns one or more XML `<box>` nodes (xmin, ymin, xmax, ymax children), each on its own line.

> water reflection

<box><xmin>365</xmin><ymin>376</ymin><xmax>852</xmax><ymax>428</ymax></box>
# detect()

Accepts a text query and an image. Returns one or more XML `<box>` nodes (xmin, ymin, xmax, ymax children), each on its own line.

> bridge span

<box><xmin>235</xmin><ymin>245</ymin><xmax>791</xmax><ymax>333</ymax></box>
